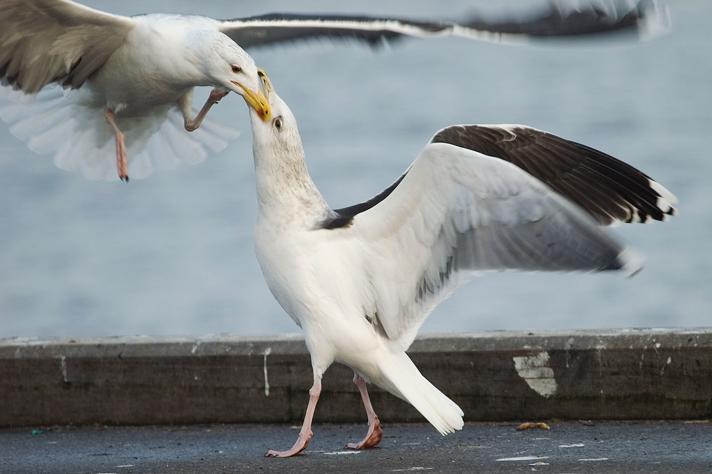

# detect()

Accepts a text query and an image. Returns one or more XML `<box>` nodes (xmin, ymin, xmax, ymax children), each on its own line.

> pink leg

<box><xmin>183</xmin><ymin>88</ymin><xmax>229</xmax><ymax>132</ymax></box>
<box><xmin>346</xmin><ymin>373</ymin><xmax>383</xmax><ymax>450</ymax></box>
<box><xmin>265</xmin><ymin>378</ymin><xmax>321</xmax><ymax>457</ymax></box>
<box><xmin>104</xmin><ymin>109</ymin><xmax>129</xmax><ymax>182</ymax></box>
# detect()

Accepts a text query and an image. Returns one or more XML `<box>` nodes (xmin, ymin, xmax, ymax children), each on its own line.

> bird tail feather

<box><xmin>0</xmin><ymin>85</ymin><xmax>240</xmax><ymax>181</ymax></box>
<box><xmin>377</xmin><ymin>351</ymin><xmax>464</xmax><ymax>435</ymax></box>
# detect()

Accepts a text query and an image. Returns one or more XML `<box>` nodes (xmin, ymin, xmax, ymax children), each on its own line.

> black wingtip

<box><xmin>320</xmin><ymin>214</ymin><xmax>354</xmax><ymax>230</ymax></box>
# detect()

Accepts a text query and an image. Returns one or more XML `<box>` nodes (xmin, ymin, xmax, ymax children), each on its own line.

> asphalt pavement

<box><xmin>1</xmin><ymin>421</ymin><xmax>710</xmax><ymax>473</ymax></box>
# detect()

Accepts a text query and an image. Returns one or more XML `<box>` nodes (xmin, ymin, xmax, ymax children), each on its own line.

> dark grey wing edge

<box><xmin>220</xmin><ymin>13</ymin><xmax>451</xmax><ymax>49</ymax></box>
<box><xmin>320</xmin><ymin>172</ymin><xmax>408</xmax><ymax>229</ymax></box>
<box><xmin>465</xmin><ymin>0</ymin><xmax>666</xmax><ymax>38</ymax></box>
<box><xmin>220</xmin><ymin>1</ymin><xmax>667</xmax><ymax>49</ymax></box>
<box><xmin>431</xmin><ymin>124</ymin><xmax>677</xmax><ymax>225</ymax></box>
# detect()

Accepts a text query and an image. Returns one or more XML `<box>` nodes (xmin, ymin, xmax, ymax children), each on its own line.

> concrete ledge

<box><xmin>1</xmin><ymin>329</ymin><xmax>711</xmax><ymax>427</ymax></box>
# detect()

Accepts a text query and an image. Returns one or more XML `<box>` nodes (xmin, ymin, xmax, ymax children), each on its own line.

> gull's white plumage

<box><xmin>0</xmin><ymin>85</ymin><xmax>239</xmax><ymax>180</ymax></box>
<box><xmin>0</xmin><ymin>2</ymin><xmax>267</xmax><ymax>180</ymax></box>
<box><xmin>248</xmin><ymin>79</ymin><xmax>675</xmax><ymax>457</ymax></box>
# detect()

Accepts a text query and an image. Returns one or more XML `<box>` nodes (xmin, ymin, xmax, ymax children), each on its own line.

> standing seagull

<box><xmin>248</xmin><ymin>74</ymin><xmax>675</xmax><ymax>457</ymax></box>
<box><xmin>0</xmin><ymin>0</ymin><xmax>666</xmax><ymax>181</ymax></box>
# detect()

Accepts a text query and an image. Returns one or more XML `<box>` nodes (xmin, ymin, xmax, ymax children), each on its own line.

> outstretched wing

<box><xmin>431</xmin><ymin>125</ymin><xmax>677</xmax><ymax>225</ymax></box>
<box><xmin>345</xmin><ymin>135</ymin><xmax>674</xmax><ymax>349</ymax></box>
<box><xmin>219</xmin><ymin>1</ymin><xmax>667</xmax><ymax>49</ymax></box>
<box><xmin>0</xmin><ymin>0</ymin><xmax>134</xmax><ymax>94</ymax></box>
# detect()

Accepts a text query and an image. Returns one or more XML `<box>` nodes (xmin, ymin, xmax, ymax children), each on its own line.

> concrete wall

<box><xmin>1</xmin><ymin>329</ymin><xmax>711</xmax><ymax>427</ymax></box>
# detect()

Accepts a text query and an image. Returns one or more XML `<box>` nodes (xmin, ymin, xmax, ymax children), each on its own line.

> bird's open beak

<box><xmin>231</xmin><ymin>80</ymin><xmax>271</xmax><ymax>122</ymax></box>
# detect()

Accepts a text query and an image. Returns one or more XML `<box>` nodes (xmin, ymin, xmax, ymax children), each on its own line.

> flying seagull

<box><xmin>248</xmin><ymin>74</ymin><xmax>676</xmax><ymax>457</ymax></box>
<box><xmin>0</xmin><ymin>0</ymin><xmax>667</xmax><ymax>181</ymax></box>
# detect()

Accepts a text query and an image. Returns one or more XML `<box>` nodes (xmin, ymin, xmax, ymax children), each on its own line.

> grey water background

<box><xmin>0</xmin><ymin>0</ymin><xmax>709</xmax><ymax>338</ymax></box>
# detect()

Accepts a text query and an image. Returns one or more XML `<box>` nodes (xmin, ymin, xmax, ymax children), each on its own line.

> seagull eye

<box><xmin>231</xmin><ymin>65</ymin><xmax>242</xmax><ymax>74</ymax></box>
<box><xmin>273</xmin><ymin>117</ymin><xmax>283</xmax><ymax>130</ymax></box>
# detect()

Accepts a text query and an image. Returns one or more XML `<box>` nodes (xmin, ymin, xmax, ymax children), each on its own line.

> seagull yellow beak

<box><xmin>231</xmin><ymin>80</ymin><xmax>271</xmax><ymax>122</ymax></box>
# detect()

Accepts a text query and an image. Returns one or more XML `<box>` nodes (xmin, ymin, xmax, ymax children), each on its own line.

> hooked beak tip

<box><xmin>257</xmin><ymin>68</ymin><xmax>274</xmax><ymax>95</ymax></box>
<box><xmin>231</xmin><ymin>80</ymin><xmax>272</xmax><ymax>122</ymax></box>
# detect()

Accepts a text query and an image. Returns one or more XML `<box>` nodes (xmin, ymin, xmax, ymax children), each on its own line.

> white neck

<box><xmin>251</xmin><ymin>130</ymin><xmax>330</xmax><ymax>227</ymax></box>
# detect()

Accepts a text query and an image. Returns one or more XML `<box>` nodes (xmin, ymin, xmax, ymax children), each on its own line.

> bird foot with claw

<box><xmin>346</xmin><ymin>418</ymin><xmax>383</xmax><ymax>450</ymax></box>
<box><xmin>116</xmin><ymin>134</ymin><xmax>129</xmax><ymax>182</ymax></box>
<box><xmin>265</xmin><ymin>431</ymin><xmax>312</xmax><ymax>458</ymax></box>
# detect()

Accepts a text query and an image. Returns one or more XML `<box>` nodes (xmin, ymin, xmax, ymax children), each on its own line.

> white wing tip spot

<box><xmin>618</xmin><ymin>248</ymin><xmax>644</xmax><ymax>278</ymax></box>
<box><xmin>649</xmin><ymin>180</ymin><xmax>678</xmax><ymax>218</ymax></box>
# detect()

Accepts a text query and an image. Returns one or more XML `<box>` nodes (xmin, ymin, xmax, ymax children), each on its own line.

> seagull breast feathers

<box><xmin>0</xmin><ymin>0</ymin><xmax>135</xmax><ymax>94</ymax></box>
<box><xmin>346</xmin><ymin>128</ymin><xmax>668</xmax><ymax>350</ymax></box>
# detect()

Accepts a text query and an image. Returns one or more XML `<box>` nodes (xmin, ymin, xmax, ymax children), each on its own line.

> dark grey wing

<box><xmin>219</xmin><ymin>1</ymin><xmax>667</xmax><ymax>49</ymax></box>
<box><xmin>321</xmin><ymin>173</ymin><xmax>408</xmax><ymax>229</ymax></box>
<box><xmin>431</xmin><ymin>124</ymin><xmax>677</xmax><ymax>225</ymax></box>
<box><xmin>221</xmin><ymin>14</ymin><xmax>450</xmax><ymax>48</ymax></box>
<box><xmin>465</xmin><ymin>0</ymin><xmax>663</xmax><ymax>37</ymax></box>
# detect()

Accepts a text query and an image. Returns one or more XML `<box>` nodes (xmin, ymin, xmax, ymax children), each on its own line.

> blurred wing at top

<box><xmin>220</xmin><ymin>0</ymin><xmax>668</xmax><ymax>49</ymax></box>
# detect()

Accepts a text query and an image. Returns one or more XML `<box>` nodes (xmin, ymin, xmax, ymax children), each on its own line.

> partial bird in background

<box><xmin>0</xmin><ymin>0</ymin><xmax>668</xmax><ymax>181</ymax></box>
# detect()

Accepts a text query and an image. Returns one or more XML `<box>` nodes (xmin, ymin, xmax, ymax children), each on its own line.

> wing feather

<box><xmin>219</xmin><ymin>1</ymin><xmax>666</xmax><ymax>49</ymax></box>
<box><xmin>0</xmin><ymin>0</ymin><xmax>134</xmax><ymax>93</ymax></box>
<box><xmin>431</xmin><ymin>125</ymin><xmax>677</xmax><ymax>224</ymax></box>
<box><xmin>351</xmin><ymin>142</ymin><xmax>645</xmax><ymax>350</ymax></box>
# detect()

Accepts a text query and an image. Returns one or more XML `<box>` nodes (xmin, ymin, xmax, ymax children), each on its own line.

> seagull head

<box><xmin>249</xmin><ymin>70</ymin><xmax>303</xmax><ymax>161</ymax></box>
<box><xmin>204</xmin><ymin>34</ymin><xmax>271</xmax><ymax>122</ymax></box>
